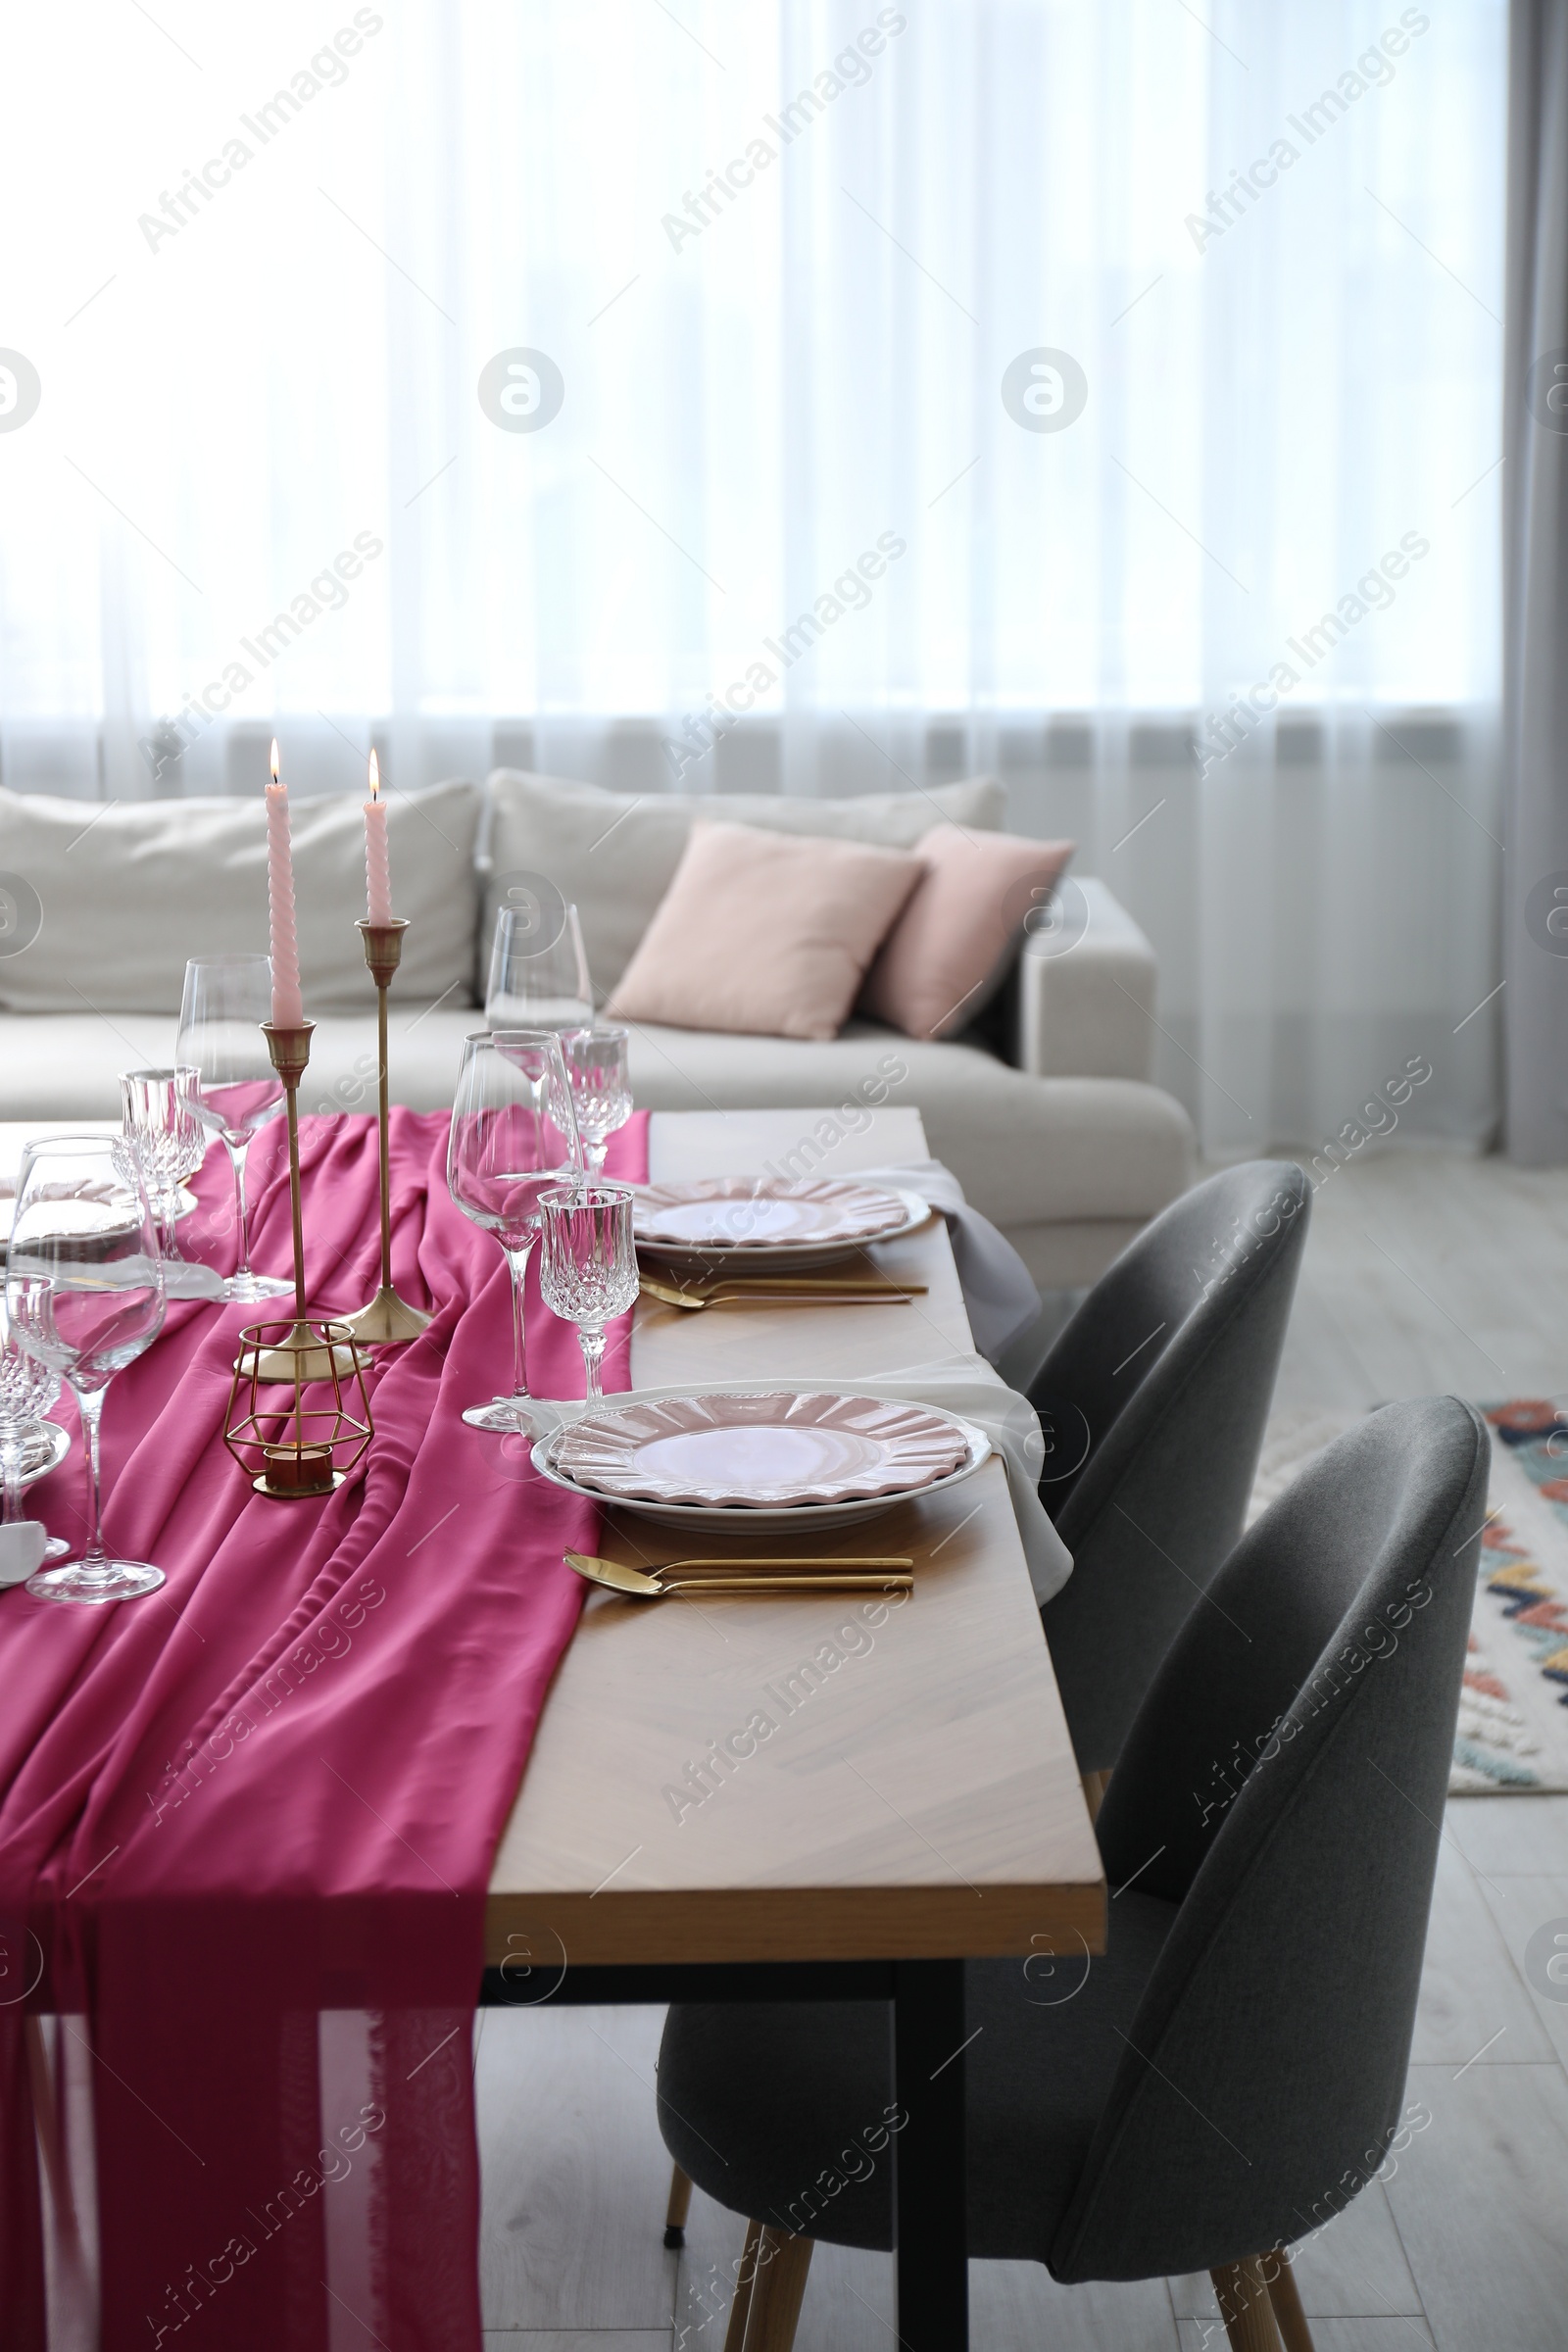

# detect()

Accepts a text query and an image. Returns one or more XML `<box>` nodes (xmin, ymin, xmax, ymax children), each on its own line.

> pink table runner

<box><xmin>0</xmin><ymin>1104</ymin><xmax>649</xmax><ymax>2350</ymax></box>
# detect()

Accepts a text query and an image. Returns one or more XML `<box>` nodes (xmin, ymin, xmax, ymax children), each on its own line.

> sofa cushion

<box><xmin>607</xmin><ymin>822</ymin><xmax>923</xmax><ymax>1041</ymax></box>
<box><xmin>860</xmin><ymin>822</ymin><xmax>1076</xmax><ymax>1041</ymax></box>
<box><xmin>0</xmin><ymin>1009</ymin><xmax>1192</xmax><ymax>1237</ymax></box>
<box><xmin>483</xmin><ymin>769</ymin><xmax>1004</xmax><ymax>1000</ymax></box>
<box><xmin>614</xmin><ymin>1021</ymin><xmax>1193</xmax><ymax>1231</ymax></box>
<box><xmin>0</xmin><ymin>780</ymin><xmax>482</xmax><ymax>1015</ymax></box>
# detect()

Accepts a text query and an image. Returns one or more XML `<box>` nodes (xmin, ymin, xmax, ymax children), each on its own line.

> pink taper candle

<box><xmin>265</xmin><ymin>738</ymin><xmax>306</xmax><ymax>1027</ymax></box>
<box><xmin>363</xmin><ymin>749</ymin><xmax>393</xmax><ymax>925</ymax></box>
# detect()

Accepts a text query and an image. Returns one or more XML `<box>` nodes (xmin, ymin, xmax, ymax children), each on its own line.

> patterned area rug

<box><xmin>1251</xmin><ymin>1402</ymin><xmax>1568</xmax><ymax>1795</ymax></box>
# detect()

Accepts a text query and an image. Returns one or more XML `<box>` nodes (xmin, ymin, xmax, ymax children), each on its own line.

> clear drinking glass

<box><xmin>538</xmin><ymin>1183</ymin><xmax>639</xmax><ymax>1408</ymax></box>
<box><xmin>446</xmin><ymin>1032</ymin><xmax>576</xmax><ymax>1433</ymax></box>
<box><xmin>121</xmin><ymin>1066</ymin><xmax>213</xmax><ymax>1299</ymax></box>
<box><xmin>176</xmin><ymin>956</ymin><xmax>292</xmax><ymax>1303</ymax></box>
<box><xmin>0</xmin><ymin>1295</ymin><xmax>68</xmax><ymax>1563</ymax></box>
<box><xmin>485</xmin><ymin>901</ymin><xmax>593</xmax><ymax>1031</ymax></box>
<box><xmin>6</xmin><ymin>1137</ymin><xmax>167</xmax><ymax>1604</ymax></box>
<box><xmin>561</xmin><ymin>1025</ymin><xmax>632</xmax><ymax>1175</ymax></box>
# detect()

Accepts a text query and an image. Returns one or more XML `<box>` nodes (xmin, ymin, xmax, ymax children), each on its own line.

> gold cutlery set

<box><xmin>637</xmin><ymin>1270</ymin><xmax>926</xmax><ymax>1311</ymax></box>
<box><xmin>564</xmin><ymin>1549</ymin><xmax>914</xmax><ymax>1600</ymax></box>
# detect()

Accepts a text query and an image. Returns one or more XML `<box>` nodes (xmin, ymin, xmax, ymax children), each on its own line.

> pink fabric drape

<box><xmin>0</xmin><ymin>1105</ymin><xmax>649</xmax><ymax>2348</ymax></box>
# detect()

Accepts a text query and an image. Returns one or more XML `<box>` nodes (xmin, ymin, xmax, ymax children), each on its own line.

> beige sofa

<box><xmin>0</xmin><ymin>770</ymin><xmax>1192</xmax><ymax>1288</ymax></box>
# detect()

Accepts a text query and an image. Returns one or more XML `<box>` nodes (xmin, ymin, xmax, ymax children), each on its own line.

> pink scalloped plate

<box><xmin>551</xmin><ymin>1391</ymin><xmax>972</xmax><ymax>1508</ymax></box>
<box><xmin>634</xmin><ymin>1176</ymin><xmax>913</xmax><ymax>1254</ymax></box>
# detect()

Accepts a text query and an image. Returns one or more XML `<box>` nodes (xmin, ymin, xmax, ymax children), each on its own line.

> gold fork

<box><xmin>564</xmin><ymin>1549</ymin><xmax>914</xmax><ymax>1598</ymax></box>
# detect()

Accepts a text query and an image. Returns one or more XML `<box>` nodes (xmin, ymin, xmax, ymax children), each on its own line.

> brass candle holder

<box><xmin>234</xmin><ymin>1022</ymin><xmax>360</xmax><ymax>1387</ymax></box>
<box><xmin>225</xmin><ymin>1315</ymin><xmax>372</xmax><ymax>1498</ymax></box>
<box><xmin>340</xmin><ymin>918</ymin><xmax>433</xmax><ymax>1348</ymax></box>
<box><xmin>224</xmin><ymin>1021</ymin><xmax>372</xmax><ymax>1495</ymax></box>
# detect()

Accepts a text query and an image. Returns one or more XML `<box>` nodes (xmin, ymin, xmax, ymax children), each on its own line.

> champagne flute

<box><xmin>538</xmin><ymin>1183</ymin><xmax>639</xmax><ymax>1407</ymax></box>
<box><xmin>485</xmin><ymin>900</ymin><xmax>593</xmax><ymax>1031</ymax></box>
<box><xmin>0</xmin><ymin>1294</ymin><xmax>68</xmax><ymax>1563</ymax></box>
<box><xmin>176</xmin><ymin>956</ymin><xmax>292</xmax><ymax>1303</ymax></box>
<box><xmin>121</xmin><ymin>1066</ymin><xmax>214</xmax><ymax>1300</ymax></box>
<box><xmin>6</xmin><ymin>1136</ymin><xmax>167</xmax><ymax>1604</ymax></box>
<box><xmin>446</xmin><ymin>1032</ymin><xmax>575</xmax><ymax>1433</ymax></box>
<box><xmin>561</xmin><ymin>1025</ymin><xmax>632</xmax><ymax>1175</ymax></box>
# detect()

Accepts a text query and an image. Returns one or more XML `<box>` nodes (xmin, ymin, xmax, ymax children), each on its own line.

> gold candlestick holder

<box><xmin>340</xmin><ymin>918</ymin><xmax>433</xmax><ymax>1348</ymax></box>
<box><xmin>223</xmin><ymin>1022</ymin><xmax>373</xmax><ymax>1496</ymax></box>
<box><xmin>237</xmin><ymin>1023</ymin><xmax>360</xmax><ymax>1385</ymax></box>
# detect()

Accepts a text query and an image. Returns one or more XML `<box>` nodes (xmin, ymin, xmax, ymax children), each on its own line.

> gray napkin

<box><xmin>852</xmin><ymin>1160</ymin><xmax>1042</xmax><ymax>1364</ymax></box>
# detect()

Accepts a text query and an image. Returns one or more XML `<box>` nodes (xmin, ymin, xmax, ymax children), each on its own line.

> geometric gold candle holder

<box><xmin>224</xmin><ymin>1315</ymin><xmax>372</xmax><ymax>1497</ymax></box>
<box><xmin>223</xmin><ymin>1019</ymin><xmax>373</xmax><ymax>1493</ymax></box>
<box><xmin>340</xmin><ymin>917</ymin><xmax>433</xmax><ymax>1348</ymax></box>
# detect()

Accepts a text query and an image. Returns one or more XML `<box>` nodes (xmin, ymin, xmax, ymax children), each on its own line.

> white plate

<box><xmin>553</xmin><ymin>1390</ymin><xmax>971</xmax><ymax>1507</ymax></box>
<box><xmin>0</xmin><ymin>1185</ymin><xmax>198</xmax><ymax>1260</ymax></box>
<box><xmin>636</xmin><ymin>1184</ymin><xmax>933</xmax><ymax>1274</ymax></box>
<box><xmin>532</xmin><ymin>1400</ymin><xmax>992</xmax><ymax>1533</ymax></box>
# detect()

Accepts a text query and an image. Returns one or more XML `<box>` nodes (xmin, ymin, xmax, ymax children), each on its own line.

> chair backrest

<box><xmin>1050</xmin><ymin>1396</ymin><xmax>1488</xmax><ymax>2284</ymax></box>
<box><xmin>1034</xmin><ymin>1161</ymin><xmax>1311</xmax><ymax>1771</ymax></box>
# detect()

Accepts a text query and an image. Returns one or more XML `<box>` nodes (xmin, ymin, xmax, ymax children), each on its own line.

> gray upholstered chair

<box><xmin>656</xmin><ymin>1396</ymin><xmax>1488</xmax><ymax>2352</ymax></box>
<box><xmin>1032</xmin><ymin>1158</ymin><xmax>1311</xmax><ymax>1782</ymax></box>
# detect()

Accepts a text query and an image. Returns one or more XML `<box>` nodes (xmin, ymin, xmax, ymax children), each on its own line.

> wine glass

<box><xmin>538</xmin><ymin>1183</ymin><xmax>639</xmax><ymax>1408</ymax></box>
<box><xmin>121</xmin><ymin>1066</ymin><xmax>215</xmax><ymax>1300</ymax></box>
<box><xmin>446</xmin><ymin>1032</ymin><xmax>576</xmax><ymax>1433</ymax></box>
<box><xmin>176</xmin><ymin>956</ymin><xmax>292</xmax><ymax>1304</ymax></box>
<box><xmin>6</xmin><ymin>1136</ymin><xmax>167</xmax><ymax>1604</ymax></box>
<box><xmin>561</xmin><ymin>1026</ymin><xmax>632</xmax><ymax>1175</ymax></box>
<box><xmin>485</xmin><ymin>900</ymin><xmax>593</xmax><ymax>1030</ymax></box>
<box><xmin>0</xmin><ymin>1295</ymin><xmax>68</xmax><ymax>1565</ymax></box>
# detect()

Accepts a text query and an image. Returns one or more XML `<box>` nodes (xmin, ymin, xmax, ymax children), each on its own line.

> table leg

<box><xmin>891</xmin><ymin>1958</ymin><xmax>968</xmax><ymax>2351</ymax></box>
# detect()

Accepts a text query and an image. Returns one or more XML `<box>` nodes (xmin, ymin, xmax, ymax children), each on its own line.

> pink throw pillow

<box><xmin>859</xmin><ymin>822</ymin><xmax>1076</xmax><ymax>1041</ymax></box>
<box><xmin>606</xmin><ymin>820</ymin><xmax>923</xmax><ymax>1041</ymax></box>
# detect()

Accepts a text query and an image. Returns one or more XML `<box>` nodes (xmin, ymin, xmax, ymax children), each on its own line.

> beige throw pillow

<box><xmin>860</xmin><ymin>824</ymin><xmax>1076</xmax><ymax>1040</ymax></box>
<box><xmin>606</xmin><ymin>822</ymin><xmax>922</xmax><ymax>1041</ymax></box>
<box><xmin>0</xmin><ymin>780</ymin><xmax>482</xmax><ymax>1014</ymax></box>
<box><xmin>483</xmin><ymin>768</ymin><xmax>1004</xmax><ymax>1000</ymax></box>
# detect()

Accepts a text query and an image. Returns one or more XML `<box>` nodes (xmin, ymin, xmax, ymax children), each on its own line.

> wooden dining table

<box><xmin>485</xmin><ymin>1104</ymin><xmax>1105</xmax><ymax>2350</ymax></box>
<box><xmin>0</xmin><ymin>1103</ymin><xmax>1102</xmax><ymax>2347</ymax></box>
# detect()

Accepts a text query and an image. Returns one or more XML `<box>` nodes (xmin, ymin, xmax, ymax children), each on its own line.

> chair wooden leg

<box><xmin>664</xmin><ymin>2159</ymin><xmax>694</xmax><ymax>2247</ymax></box>
<box><xmin>1081</xmin><ymin>1767</ymin><xmax>1110</xmax><ymax>1822</ymax></box>
<box><xmin>1265</xmin><ymin>2251</ymin><xmax>1316</xmax><ymax>2352</ymax></box>
<box><xmin>1211</xmin><ymin>2256</ymin><xmax>1285</xmax><ymax>2351</ymax></box>
<box><xmin>723</xmin><ymin>2218</ymin><xmax>762</xmax><ymax>2352</ymax></box>
<box><xmin>740</xmin><ymin>2225</ymin><xmax>812</xmax><ymax>2352</ymax></box>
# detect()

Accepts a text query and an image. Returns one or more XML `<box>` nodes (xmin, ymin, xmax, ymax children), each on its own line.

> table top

<box><xmin>485</xmin><ymin>1106</ymin><xmax>1104</xmax><ymax>1968</ymax></box>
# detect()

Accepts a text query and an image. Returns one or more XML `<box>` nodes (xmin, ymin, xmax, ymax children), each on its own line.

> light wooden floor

<box><xmin>473</xmin><ymin>1149</ymin><xmax>1568</xmax><ymax>2352</ymax></box>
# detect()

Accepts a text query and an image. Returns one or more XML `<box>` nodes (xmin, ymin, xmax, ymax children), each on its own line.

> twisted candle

<box><xmin>265</xmin><ymin>738</ymin><xmax>305</xmax><ymax>1028</ymax></box>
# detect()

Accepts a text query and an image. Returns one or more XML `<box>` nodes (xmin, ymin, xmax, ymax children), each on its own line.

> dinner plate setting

<box><xmin>532</xmin><ymin>1390</ymin><xmax>991</xmax><ymax>1531</ymax></box>
<box><xmin>632</xmin><ymin>1175</ymin><xmax>929</xmax><ymax>1271</ymax></box>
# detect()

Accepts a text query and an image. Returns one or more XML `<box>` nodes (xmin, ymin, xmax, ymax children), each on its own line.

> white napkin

<box><xmin>543</xmin><ymin>1354</ymin><xmax>1071</xmax><ymax>1605</ymax></box>
<box><xmin>853</xmin><ymin>1161</ymin><xmax>1043</xmax><ymax>1365</ymax></box>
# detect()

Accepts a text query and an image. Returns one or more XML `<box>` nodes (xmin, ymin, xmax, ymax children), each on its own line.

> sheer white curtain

<box><xmin>0</xmin><ymin>0</ymin><xmax>1504</xmax><ymax>1150</ymax></box>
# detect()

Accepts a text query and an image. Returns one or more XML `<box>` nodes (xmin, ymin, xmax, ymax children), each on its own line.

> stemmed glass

<box><xmin>446</xmin><ymin>1032</ymin><xmax>577</xmax><ymax>1433</ymax></box>
<box><xmin>6</xmin><ymin>1137</ymin><xmax>167</xmax><ymax>1604</ymax></box>
<box><xmin>176</xmin><ymin>956</ymin><xmax>292</xmax><ymax>1304</ymax></box>
<box><xmin>121</xmin><ymin>1066</ymin><xmax>214</xmax><ymax>1300</ymax></box>
<box><xmin>561</xmin><ymin>1026</ymin><xmax>632</xmax><ymax>1175</ymax></box>
<box><xmin>0</xmin><ymin>1297</ymin><xmax>68</xmax><ymax>1565</ymax></box>
<box><xmin>538</xmin><ymin>1183</ymin><xmax>639</xmax><ymax>1408</ymax></box>
<box><xmin>485</xmin><ymin>901</ymin><xmax>593</xmax><ymax>1031</ymax></box>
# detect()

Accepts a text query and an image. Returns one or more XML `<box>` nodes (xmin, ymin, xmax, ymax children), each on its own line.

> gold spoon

<box><xmin>564</xmin><ymin>1550</ymin><xmax>914</xmax><ymax>1598</ymax></box>
<box><xmin>638</xmin><ymin>1272</ymin><xmax>924</xmax><ymax>1311</ymax></box>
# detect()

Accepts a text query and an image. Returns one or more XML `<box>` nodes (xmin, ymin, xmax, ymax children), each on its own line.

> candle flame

<box><xmin>368</xmin><ymin>749</ymin><xmax>380</xmax><ymax>802</ymax></box>
<box><xmin>269</xmin><ymin>737</ymin><xmax>279</xmax><ymax>786</ymax></box>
